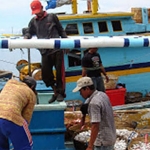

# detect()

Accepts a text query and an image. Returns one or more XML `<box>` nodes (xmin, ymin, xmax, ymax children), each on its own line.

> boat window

<box><xmin>65</xmin><ymin>24</ymin><xmax>79</xmax><ymax>35</ymax></box>
<box><xmin>83</xmin><ymin>23</ymin><xmax>93</xmax><ymax>34</ymax></box>
<box><xmin>111</xmin><ymin>21</ymin><xmax>122</xmax><ymax>31</ymax></box>
<box><xmin>68</xmin><ymin>49</ymin><xmax>81</xmax><ymax>67</ymax></box>
<box><xmin>98</xmin><ymin>21</ymin><xmax>108</xmax><ymax>32</ymax></box>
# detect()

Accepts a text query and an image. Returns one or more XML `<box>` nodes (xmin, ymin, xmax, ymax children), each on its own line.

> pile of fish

<box><xmin>115</xmin><ymin>129</ymin><xmax>138</xmax><ymax>150</ymax></box>
<box><xmin>74</xmin><ymin>130</ymin><xmax>91</xmax><ymax>143</ymax></box>
<box><xmin>73</xmin><ymin>128</ymin><xmax>150</xmax><ymax>150</ymax></box>
<box><xmin>74</xmin><ymin>129</ymin><xmax>139</xmax><ymax>150</ymax></box>
<box><xmin>114</xmin><ymin>139</ymin><xmax>127</xmax><ymax>150</ymax></box>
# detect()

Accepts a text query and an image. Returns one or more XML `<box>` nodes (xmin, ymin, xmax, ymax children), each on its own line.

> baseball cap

<box><xmin>23</xmin><ymin>76</ymin><xmax>37</xmax><ymax>88</ymax></box>
<box><xmin>72</xmin><ymin>77</ymin><xmax>93</xmax><ymax>92</ymax></box>
<box><xmin>30</xmin><ymin>0</ymin><xmax>42</xmax><ymax>14</ymax></box>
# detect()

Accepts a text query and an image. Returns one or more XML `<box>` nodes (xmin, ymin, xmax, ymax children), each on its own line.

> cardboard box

<box><xmin>106</xmin><ymin>88</ymin><xmax>126</xmax><ymax>106</ymax></box>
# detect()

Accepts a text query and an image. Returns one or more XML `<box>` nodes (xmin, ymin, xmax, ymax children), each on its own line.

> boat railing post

<box><xmin>72</xmin><ymin>0</ymin><xmax>77</xmax><ymax>14</ymax></box>
<box><xmin>92</xmin><ymin>0</ymin><xmax>98</xmax><ymax>14</ymax></box>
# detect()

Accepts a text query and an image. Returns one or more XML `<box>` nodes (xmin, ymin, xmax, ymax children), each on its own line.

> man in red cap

<box><xmin>23</xmin><ymin>0</ymin><xmax>67</xmax><ymax>103</ymax></box>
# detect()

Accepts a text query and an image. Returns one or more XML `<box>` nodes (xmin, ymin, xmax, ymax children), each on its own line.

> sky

<box><xmin>1</xmin><ymin>0</ymin><xmax>150</xmax><ymax>34</ymax></box>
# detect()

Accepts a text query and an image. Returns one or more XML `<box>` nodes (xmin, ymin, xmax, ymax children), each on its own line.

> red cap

<box><xmin>30</xmin><ymin>0</ymin><xmax>42</xmax><ymax>15</ymax></box>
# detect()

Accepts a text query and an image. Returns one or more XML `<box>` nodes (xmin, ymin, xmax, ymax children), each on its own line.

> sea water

<box><xmin>0</xmin><ymin>48</ymin><xmax>41</xmax><ymax>77</ymax></box>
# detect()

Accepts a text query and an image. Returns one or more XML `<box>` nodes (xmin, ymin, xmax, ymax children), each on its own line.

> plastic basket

<box><xmin>104</xmin><ymin>75</ymin><xmax>118</xmax><ymax>90</ymax></box>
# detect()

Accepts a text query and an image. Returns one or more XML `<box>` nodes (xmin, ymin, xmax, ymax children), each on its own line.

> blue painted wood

<box><xmin>29</xmin><ymin>103</ymin><xmax>67</xmax><ymax>150</ymax></box>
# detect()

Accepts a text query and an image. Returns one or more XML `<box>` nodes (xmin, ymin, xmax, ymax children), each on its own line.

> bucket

<box><xmin>73</xmin><ymin>130</ymin><xmax>90</xmax><ymax>150</ymax></box>
<box><xmin>73</xmin><ymin>139</ymin><xmax>88</xmax><ymax>150</ymax></box>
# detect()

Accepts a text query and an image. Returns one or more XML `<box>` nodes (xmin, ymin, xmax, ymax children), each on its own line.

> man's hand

<box><xmin>105</xmin><ymin>75</ymin><xmax>109</xmax><ymax>83</ymax></box>
<box><xmin>80</xmin><ymin>114</ymin><xmax>86</xmax><ymax>129</ymax></box>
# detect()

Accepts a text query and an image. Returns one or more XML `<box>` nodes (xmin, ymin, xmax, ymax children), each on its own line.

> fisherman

<box><xmin>0</xmin><ymin>76</ymin><xmax>37</xmax><ymax>150</ymax></box>
<box><xmin>23</xmin><ymin>0</ymin><xmax>68</xmax><ymax>103</ymax></box>
<box><xmin>73</xmin><ymin>77</ymin><xmax>116</xmax><ymax>150</ymax></box>
<box><xmin>81</xmin><ymin>47</ymin><xmax>109</xmax><ymax>92</ymax></box>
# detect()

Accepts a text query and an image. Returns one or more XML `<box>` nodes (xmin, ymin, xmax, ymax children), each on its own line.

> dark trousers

<box><xmin>42</xmin><ymin>50</ymin><xmax>65</xmax><ymax>95</ymax></box>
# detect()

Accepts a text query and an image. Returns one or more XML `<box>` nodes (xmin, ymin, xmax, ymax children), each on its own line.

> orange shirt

<box><xmin>0</xmin><ymin>79</ymin><xmax>36</xmax><ymax>126</ymax></box>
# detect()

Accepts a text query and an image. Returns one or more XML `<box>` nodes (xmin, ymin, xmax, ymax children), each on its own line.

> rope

<box><xmin>0</xmin><ymin>59</ymin><xmax>16</xmax><ymax>65</ymax></box>
<box><xmin>0</xmin><ymin>49</ymin><xmax>25</xmax><ymax>66</ymax></box>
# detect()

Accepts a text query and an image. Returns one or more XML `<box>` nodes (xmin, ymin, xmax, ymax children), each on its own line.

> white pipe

<box><xmin>0</xmin><ymin>36</ymin><xmax>150</xmax><ymax>49</ymax></box>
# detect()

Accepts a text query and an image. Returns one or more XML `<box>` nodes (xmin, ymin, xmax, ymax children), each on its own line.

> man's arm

<box><xmin>100</xmin><ymin>63</ymin><xmax>109</xmax><ymax>83</ymax></box>
<box><xmin>81</xmin><ymin>56</ymin><xmax>87</xmax><ymax>77</ymax></box>
<box><xmin>23</xmin><ymin>18</ymin><xmax>36</xmax><ymax>39</ymax></box>
<box><xmin>22</xmin><ymin>97</ymin><xmax>36</xmax><ymax>125</ymax></box>
<box><xmin>87</xmin><ymin>122</ymin><xmax>99</xmax><ymax>150</ymax></box>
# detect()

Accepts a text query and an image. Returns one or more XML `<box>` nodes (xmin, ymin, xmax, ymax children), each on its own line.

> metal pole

<box><xmin>27</xmin><ymin>48</ymin><xmax>31</xmax><ymax>76</ymax></box>
<box><xmin>27</xmin><ymin>48</ymin><xmax>39</xmax><ymax>104</ymax></box>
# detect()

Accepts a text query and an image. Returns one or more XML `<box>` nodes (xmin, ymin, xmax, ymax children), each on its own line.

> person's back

<box><xmin>0</xmin><ymin>79</ymin><xmax>36</xmax><ymax>125</ymax></box>
<box><xmin>0</xmin><ymin>77</ymin><xmax>36</xmax><ymax>150</ymax></box>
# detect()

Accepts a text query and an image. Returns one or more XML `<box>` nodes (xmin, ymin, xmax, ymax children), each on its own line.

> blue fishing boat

<box><xmin>19</xmin><ymin>0</ymin><xmax>150</xmax><ymax>102</ymax></box>
<box><xmin>56</xmin><ymin>0</ymin><xmax>150</xmax><ymax>101</ymax></box>
<box><xmin>1</xmin><ymin>0</ymin><xmax>150</xmax><ymax>101</ymax></box>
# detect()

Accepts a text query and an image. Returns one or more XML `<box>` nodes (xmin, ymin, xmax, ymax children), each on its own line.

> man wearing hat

<box><xmin>23</xmin><ymin>0</ymin><xmax>67</xmax><ymax>103</ymax></box>
<box><xmin>73</xmin><ymin>77</ymin><xmax>116</xmax><ymax>150</ymax></box>
<box><xmin>0</xmin><ymin>76</ymin><xmax>37</xmax><ymax>150</ymax></box>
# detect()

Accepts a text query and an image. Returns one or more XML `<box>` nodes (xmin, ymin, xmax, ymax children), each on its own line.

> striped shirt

<box><xmin>0</xmin><ymin>79</ymin><xmax>36</xmax><ymax>126</ymax></box>
<box><xmin>86</xmin><ymin>90</ymin><xmax>116</xmax><ymax>146</ymax></box>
